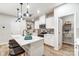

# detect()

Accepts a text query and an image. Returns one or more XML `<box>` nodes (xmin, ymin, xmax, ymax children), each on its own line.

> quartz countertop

<box><xmin>11</xmin><ymin>35</ymin><xmax>44</xmax><ymax>46</ymax></box>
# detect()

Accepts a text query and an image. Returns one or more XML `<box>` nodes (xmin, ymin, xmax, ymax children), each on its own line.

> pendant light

<box><xmin>16</xmin><ymin>3</ymin><xmax>32</xmax><ymax>22</ymax></box>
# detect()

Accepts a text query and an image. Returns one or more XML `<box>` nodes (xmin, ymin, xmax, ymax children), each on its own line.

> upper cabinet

<box><xmin>46</xmin><ymin>17</ymin><xmax>55</xmax><ymax>28</ymax></box>
<box><xmin>35</xmin><ymin>20</ymin><xmax>39</xmax><ymax>29</ymax></box>
<box><xmin>39</xmin><ymin>15</ymin><xmax>46</xmax><ymax>25</ymax></box>
<box><xmin>35</xmin><ymin>16</ymin><xmax>55</xmax><ymax>29</ymax></box>
<box><xmin>35</xmin><ymin>15</ymin><xmax>46</xmax><ymax>29</ymax></box>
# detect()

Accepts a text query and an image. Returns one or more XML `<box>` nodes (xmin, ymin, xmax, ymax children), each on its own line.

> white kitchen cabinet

<box><xmin>74</xmin><ymin>44</ymin><xmax>79</xmax><ymax>56</ymax></box>
<box><xmin>74</xmin><ymin>39</ymin><xmax>79</xmax><ymax>56</ymax></box>
<box><xmin>35</xmin><ymin>20</ymin><xmax>39</xmax><ymax>29</ymax></box>
<box><xmin>35</xmin><ymin>15</ymin><xmax>45</xmax><ymax>29</ymax></box>
<box><xmin>46</xmin><ymin>17</ymin><xmax>55</xmax><ymax>28</ymax></box>
<box><xmin>39</xmin><ymin>15</ymin><xmax>46</xmax><ymax>25</ymax></box>
<box><xmin>44</xmin><ymin>34</ymin><xmax>55</xmax><ymax>47</ymax></box>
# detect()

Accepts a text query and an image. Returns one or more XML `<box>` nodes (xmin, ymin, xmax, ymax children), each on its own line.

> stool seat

<box><xmin>9</xmin><ymin>43</ymin><xmax>19</xmax><ymax>48</ymax></box>
<box><xmin>9</xmin><ymin>39</ymin><xmax>20</xmax><ymax>48</ymax></box>
<box><xmin>9</xmin><ymin>46</ymin><xmax>25</xmax><ymax>56</ymax></box>
<box><xmin>9</xmin><ymin>39</ymin><xmax>18</xmax><ymax>44</ymax></box>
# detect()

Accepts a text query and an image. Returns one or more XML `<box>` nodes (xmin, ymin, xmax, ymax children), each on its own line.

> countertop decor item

<box><xmin>24</xmin><ymin>33</ymin><xmax>32</xmax><ymax>40</ymax></box>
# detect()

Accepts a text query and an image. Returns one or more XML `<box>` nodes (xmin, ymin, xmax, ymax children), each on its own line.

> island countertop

<box><xmin>11</xmin><ymin>35</ymin><xmax>44</xmax><ymax>46</ymax></box>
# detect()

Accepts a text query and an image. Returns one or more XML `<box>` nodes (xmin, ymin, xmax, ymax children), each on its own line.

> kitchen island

<box><xmin>11</xmin><ymin>35</ymin><xmax>44</xmax><ymax>56</ymax></box>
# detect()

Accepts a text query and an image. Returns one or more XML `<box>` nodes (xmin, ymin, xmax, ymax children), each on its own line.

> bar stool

<box><xmin>9</xmin><ymin>39</ymin><xmax>19</xmax><ymax>48</ymax></box>
<box><xmin>9</xmin><ymin>39</ymin><xmax>25</xmax><ymax>56</ymax></box>
<box><xmin>9</xmin><ymin>39</ymin><xmax>18</xmax><ymax>45</ymax></box>
<box><xmin>9</xmin><ymin>46</ymin><xmax>25</xmax><ymax>56</ymax></box>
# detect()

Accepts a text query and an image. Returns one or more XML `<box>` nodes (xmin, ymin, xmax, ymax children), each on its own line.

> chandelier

<box><xmin>16</xmin><ymin>3</ymin><xmax>32</xmax><ymax>22</ymax></box>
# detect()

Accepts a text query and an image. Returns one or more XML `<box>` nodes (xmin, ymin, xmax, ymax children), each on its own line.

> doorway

<box><xmin>58</xmin><ymin>14</ymin><xmax>74</xmax><ymax>55</ymax></box>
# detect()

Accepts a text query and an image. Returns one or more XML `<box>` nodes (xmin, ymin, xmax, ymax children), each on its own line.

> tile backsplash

<box><xmin>46</xmin><ymin>29</ymin><xmax>54</xmax><ymax>34</ymax></box>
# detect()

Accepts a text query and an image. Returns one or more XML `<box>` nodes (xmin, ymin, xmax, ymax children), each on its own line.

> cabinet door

<box><xmin>39</xmin><ymin>15</ymin><xmax>45</xmax><ymax>25</ymax></box>
<box><xmin>44</xmin><ymin>34</ymin><xmax>54</xmax><ymax>47</ymax></box>
<box><xmin>35</xmin><ymin>20</ymin><xmax>39</xmax><ymax>29</ymax></box>
<box><xmin>74</xmin><ymin>44</ymin><xmax>79</xmax><ymax>56</ymax></box>
<box><xmin>46</xmin><ymin>17</ymin><xmax>55</xmax><ymax>28</ymax></box>
<box><xmin>30</xmin><ymin>40</ymin><xmax>44</xmax><ymax>56</ymax></box>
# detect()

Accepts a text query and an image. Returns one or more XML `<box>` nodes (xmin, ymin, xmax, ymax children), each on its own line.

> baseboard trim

<box><xmin>0</xmin><ymin>42</ymin><xmax>8</xmax><ymax>45</ymax></box>
<box><xmin>63</xmin><ymin>42</ymin><xmax>74</xmax><ymax>46</ymax></box>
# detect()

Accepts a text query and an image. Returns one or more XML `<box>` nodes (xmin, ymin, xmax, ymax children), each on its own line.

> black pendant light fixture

<box><xmin>23</xmin><ymin>3</ymin><xmax>32</xmax><ymax>17</ymax></box>
<box><xmin>16</xmin><ymin>3</ymin><xmax>32</xmax><ymax>22</ymax></box>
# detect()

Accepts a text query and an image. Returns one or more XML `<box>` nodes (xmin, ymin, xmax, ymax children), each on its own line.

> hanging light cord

<box><xmin>20</xmin><ymin>3</ymin><xmax>23</xmax><ymax>18</ymax></box>
<box><xmin>16</xmin><ymin>3</ymin><xmax>32</xmax><ymax>22</ymax></box>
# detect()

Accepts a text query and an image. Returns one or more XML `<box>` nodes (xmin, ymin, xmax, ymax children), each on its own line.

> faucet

<box><xmin>22</xmin><ymin>29</ymin><xmax>27</xmax><ymax>36</ymax></box>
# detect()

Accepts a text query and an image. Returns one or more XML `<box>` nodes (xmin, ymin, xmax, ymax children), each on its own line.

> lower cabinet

<box><xmin>74</xmin><ymin>44</ymin><xmax>79</xmax><ymax>56</ymax></box>
<box><xmin>44</xmin><ymin>34</ymin><xmax>55</xmax><ymax>47</ymax></box>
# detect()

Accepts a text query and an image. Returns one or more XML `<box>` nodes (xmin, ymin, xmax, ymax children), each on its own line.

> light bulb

<box><xmin>26</xmin><ymin>13</ymin><xmax>29</xmax><ymax>17</ymax></box>
<box><xmin>19</xmin><ymin>13</ymin><xmax>21</xmax><ymax>16</ymax></box>
<box><xmin>20</xmin><ymin>17</ymin><xmax>23</xmax><ymax>20</ymax></box>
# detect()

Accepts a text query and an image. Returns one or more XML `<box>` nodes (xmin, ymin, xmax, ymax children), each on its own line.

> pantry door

<box><xmin>58</xmin><ymin>18</ymin><xmax>63</xmax><ymax>49</ymax></box>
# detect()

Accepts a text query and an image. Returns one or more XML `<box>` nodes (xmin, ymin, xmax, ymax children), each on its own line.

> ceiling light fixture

<box><xmin>27</xmin><ymin>3</ymin><xmax>30</xmax><ymax>9</ymax></box>
<box><xmin>16</xmin><ymin>3</ymin><xmax>32</xmax><ymax>22</ymax></box>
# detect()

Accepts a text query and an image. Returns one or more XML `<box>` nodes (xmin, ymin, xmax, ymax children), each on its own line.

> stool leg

<box><xmin>24</xmin><ymin>53</ymin><xmax>25</xmax><ymax>56</ymax></box>
<box><xmin>24</xmin><ymin>52</ymin><xmax>28</xmax><ymax>56</ymax></box>
<box><xmin>20</xmin><ymin>53</ymin><xmax>25</xmax><ymax>56</ymax></box>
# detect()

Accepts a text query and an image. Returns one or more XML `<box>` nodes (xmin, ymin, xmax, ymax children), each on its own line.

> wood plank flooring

<box><xmin>0</xmin><ymin>44</ymin><xmax>9</xmax><ymax>56</ymax></box>
<box><xmin>44</xmin><ymin>43</ymin><xmax>74</xmax><ymax>56</ymax></box>
<box><xmin>0</xmin><ymin>43</ymin><xmax>74</xmax><ymax>56</ymax></box>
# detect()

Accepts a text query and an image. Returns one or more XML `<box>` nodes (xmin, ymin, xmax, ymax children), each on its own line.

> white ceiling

<box><xmin>0</xmin><ymin>3</ymin><xmax>62</xmax><ymax>19</ymax></box>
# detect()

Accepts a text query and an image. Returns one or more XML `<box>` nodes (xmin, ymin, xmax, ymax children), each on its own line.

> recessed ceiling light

<box><xmin>37</xmin><ymin>10</ymin><xmax>40</xmax><ymax>14</ymax></box>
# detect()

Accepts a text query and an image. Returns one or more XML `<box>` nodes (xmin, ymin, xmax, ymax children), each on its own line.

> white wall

<box><xmin>0</xmin><ymin>15</ymin><xmax>15</xmax><ymax>43</ymax></box>
<box><xmin>10</xmin><ymin>19</ymin><xmax>26</xmax><ymax>35</ymax></box>
<box><xmin>0</xmin><ymin>15</ymin><xmax>26</xmax><ymax>43</ymax></box>
<box><xmin>54</xmin><ymin>3</ymin><xmax>78</xmax><ymax>50</ymax></box>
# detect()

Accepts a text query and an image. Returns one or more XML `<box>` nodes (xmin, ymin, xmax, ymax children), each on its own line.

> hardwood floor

<box><xmin>0</xmin><ymin>43</ymin><xmax>74</xmax><ymax>56</ymax></box>
<box><xmin>0</xmin><ymin>44</ymin><xmax>9</xmax><ymax>56</ymax></box>
<box><xmin>44</xmin><ymin>43</ymin><xmax>74</xmax><ymax>56</ymax></box>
